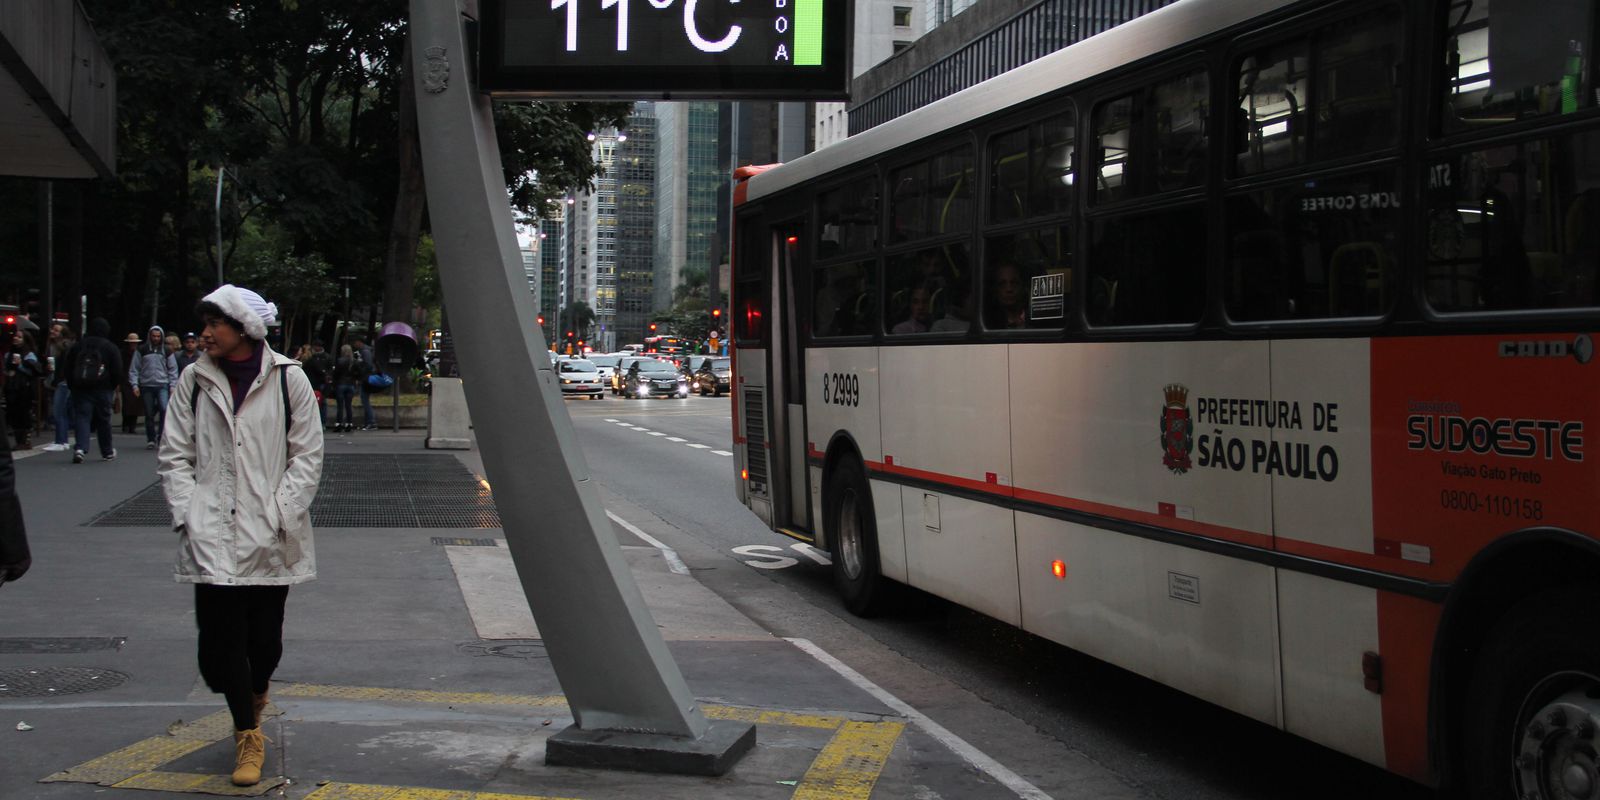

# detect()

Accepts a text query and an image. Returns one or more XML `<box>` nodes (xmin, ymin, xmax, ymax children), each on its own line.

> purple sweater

<box><xmin>216</xmin><ymin>342</ymin><xmax>264</xmax><ymax>411</ymax></box>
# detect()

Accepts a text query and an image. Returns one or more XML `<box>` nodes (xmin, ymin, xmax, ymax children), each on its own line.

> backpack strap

<box><xmin>281</xmin><ymin>365</ymin><xmax>291</xmax><ymax>441</ymax></box>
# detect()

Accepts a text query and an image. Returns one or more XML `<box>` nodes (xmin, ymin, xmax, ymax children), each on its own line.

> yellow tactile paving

<box><xmin>40</xmin><ymin>709</ymin><xmax>235</xmax><ymax>785</ymax></box>
<box><xmin>304</xmin><ymin>783</ymin><xmax>583</xmax><ymax>800</ymax></box>
<box><xmin>40</xmin><ymin>683</ymin><xmax>908</xmax><ymax>799</ymax></box>
<box><xmin>790</xmin><ymin>720</ymin><xmax>907</xmax><ymax>800</ymax></box>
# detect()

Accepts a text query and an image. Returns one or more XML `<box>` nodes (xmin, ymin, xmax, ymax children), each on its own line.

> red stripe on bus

<box><xmin>1376</xmin><ymin>591</ymin><xmax>1439</xmax><ymax>783</ymax></box>
<box><xmin>872</xmin><ymin>459</ymin><xmax>1016</xmax><ymax>499</ymax></box>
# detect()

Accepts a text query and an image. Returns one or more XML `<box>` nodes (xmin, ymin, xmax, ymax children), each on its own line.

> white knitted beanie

<box><xmin>201</xmin><ymin>284</ymin><xmax>278</xmax><ymax>340</ymax></box>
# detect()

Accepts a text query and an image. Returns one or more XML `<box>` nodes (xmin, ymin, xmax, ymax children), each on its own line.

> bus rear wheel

<box><xmin>1464</xmin><ymin>588</ymin><xmax>1600</xmax><ymax>800</ymax></box>
<box><xmin>826</xmin><ymin>458</ymin><xmax>886</xmax><ymax>616</ymax></box>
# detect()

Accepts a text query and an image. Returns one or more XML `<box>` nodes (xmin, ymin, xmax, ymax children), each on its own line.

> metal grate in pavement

<box><xmin>430</xmin><ymin>537</ymin><xmax>499</xmax><ymax>547</ymax></box>
<box><xmin>88</xmin><ymin>454</ymin><xmax>500</xmax><ymax>529</ymax></box>
<box><xmin>0</xmin><ymin>667</ymin><xmax>129</xmax><ymax>697</ymax></box>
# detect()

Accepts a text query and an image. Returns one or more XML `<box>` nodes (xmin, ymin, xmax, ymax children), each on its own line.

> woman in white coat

<box><xmin>157</xmin><ymin>284</ymin><xmax>323</xmax><ymax>786</ymax></box>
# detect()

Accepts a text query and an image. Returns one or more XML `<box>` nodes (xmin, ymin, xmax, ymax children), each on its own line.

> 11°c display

<box><xmin>478</xmin><ymin>0</ymin><xmax>850</xmax><ymax>99</ymax></box>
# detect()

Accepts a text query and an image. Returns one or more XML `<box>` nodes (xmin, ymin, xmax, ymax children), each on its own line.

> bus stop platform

<box><xmin>0</xmin><ymin>433</ymin><xmax>1095</xmax><ymax>800</ymax></box>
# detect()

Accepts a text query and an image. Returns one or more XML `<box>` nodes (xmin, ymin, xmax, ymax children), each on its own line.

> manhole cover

<box><xmin>0</xmin><ymin>667</ymin><xmax>129</xmax><ymax>697</ymax></box>
<box><xmin>0</xmin><ymin>637</ymin><xmax>126</xmax><ymax>654</ymax></box>
<box><xmin>457</xmin><ymin>641</ymin><xmax>548</xmax><ymax>660</ymax></box>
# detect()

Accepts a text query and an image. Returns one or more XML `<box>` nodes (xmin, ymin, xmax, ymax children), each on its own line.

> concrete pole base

<box><xmin>545</xmin><ymin>720</ymin><xmax>757</xmax><ymax>777</ymax></box>
<box><xmin>425</xmin><ymin>377</ymin><xmax>472</xmax><ymax>450</ymax></box>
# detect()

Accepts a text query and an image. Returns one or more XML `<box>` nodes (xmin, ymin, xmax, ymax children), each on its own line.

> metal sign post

<box><xmin>408</xmin><ymin>0</ymin><xmax>754</xmax><ymax>775</ymax></box>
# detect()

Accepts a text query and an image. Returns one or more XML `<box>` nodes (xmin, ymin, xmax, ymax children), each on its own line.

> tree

<box><xmin>561</xmin><ymin>300</ymin><xmax>596</xmax><ymax>342</ymax></box>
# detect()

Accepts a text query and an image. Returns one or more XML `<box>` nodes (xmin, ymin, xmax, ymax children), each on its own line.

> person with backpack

<box><xmin>129</xmin><ymin>325</ymin><xmax>179</xmax><ymax>450</ymax></box>
<box><xmin>301</xmin><ymin>341</ymin><xmax>334</xmax><ymax>430</ymax></box>
<box><xmin>5</xmin><ymin>329</ymin><xmax>43</xmax><ymax>450</ymax></box>
<box><xmin>331</xmin><ymin>344</ymin><xmax>362</xmax><ymax>433</ymax></box>
<box><xmin>62</xmin><ymin>318</ymin><xmax>124</xmax><ymax>463</ymax></box>
<box><xmin>351</xmin><ymin>336</ymin><xmax>377</xmax><ymax>431</ymax></box>
<box><xmin>158</xmin><ymin>284</ymin><xmax>322</xmax><ymax>788</ymax></box>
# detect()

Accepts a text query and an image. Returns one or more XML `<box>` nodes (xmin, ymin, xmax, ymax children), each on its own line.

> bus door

<box><xmin>770</xmin><ymin>223</ymin><xmax>815</xmax><ymax>536</ymax></box>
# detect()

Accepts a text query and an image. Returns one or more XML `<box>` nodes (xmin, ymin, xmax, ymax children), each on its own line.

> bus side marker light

<box><xmin>1362</xmin><ymin>651</ymin><xmax>1383</xmax><ymax>694</ymax></box>
<box><xmin>742</xmin><ymin>469</ymin><xmax>749</xmax><ymax>481</ymax></box>
<box><xmin>1051</xmin><ymin>560</ymin><xmax>1067</xmax><ymax>580</ymax></box>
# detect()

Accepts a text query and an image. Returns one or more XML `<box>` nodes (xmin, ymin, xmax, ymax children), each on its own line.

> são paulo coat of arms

<box><xmin>1159</xmin><ymin>384</ymin><xmax>1193</xmax><ymax>474</ymax></box>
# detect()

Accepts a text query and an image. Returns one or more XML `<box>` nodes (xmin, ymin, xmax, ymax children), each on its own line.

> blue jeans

<box><xmin>359</xmin><ymin>384</ymin><xmax>375</xmax><ymax>427</ymax></box>
<box><xmin>52</xmin><ymin>383</ymin><xmax>74</xmax><ymax>445</ymax></box>
<box><xmin>141</xmin><ymin>386</ymin><xmax>169</xmax><ymax>443</ymax></box>
<box><xmin>336</xmin><ymin>384</ymin><xmax>357</xmax><ymax>427</ymax></box>
<box><xmin>72</xmin><ymin>388</ymin><xmax>115</xmax><ymax>457</ymax></box>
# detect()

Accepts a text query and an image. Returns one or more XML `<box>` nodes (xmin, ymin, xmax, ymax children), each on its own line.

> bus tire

<box><xmin>826</xmin><ymin>458</ymin><xmax>886</xmax><ymax>617</ymax></box>
<box><xmin>1463</xmin><ymin>586</ymin><xmax>1600</xmax><ymax>800</ymax></box>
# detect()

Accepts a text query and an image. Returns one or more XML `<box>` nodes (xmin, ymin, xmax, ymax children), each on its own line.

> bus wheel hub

<box><xmin>1518</xmin><ymin>682</ymin><xmax>1600</xmax><ymax>800</ymax></box>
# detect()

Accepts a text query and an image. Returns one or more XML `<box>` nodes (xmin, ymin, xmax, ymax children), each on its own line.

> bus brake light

<box><xmin>1051</xmin><ymin>560</ymin><xmax>1067</xmax><ymax>579</ymax></box>
<box><xmin>741</xmin><ymin>469</ymin><xmax>749</xmax><ymax>481</ymax></box>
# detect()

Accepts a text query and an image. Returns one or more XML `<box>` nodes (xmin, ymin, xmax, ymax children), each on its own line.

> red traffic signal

<box><xmin>649</xmin><ymin>322</ymin><xmax>657</xmax><ymax>332</ymax></box>
<box><xmin>712</xmin><ymin>308</ymin><xmax>722</xmax><ymax>318</ymax></box>
<box><xmin>537</xmin><ymin>315</ymin><xmax>545</xmax><ymax>325</ymax></box>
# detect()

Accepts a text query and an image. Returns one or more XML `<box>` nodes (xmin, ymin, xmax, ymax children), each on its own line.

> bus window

<box><xmin>1088</xmin><ymin>205</ymin><xmax>1206</xmax><ymax>326</ymax></box>
<box><xmin>1095</xmin><ymin>70</ymin><xmax>1208</xmax><ymax>202</ymax></box>
<box><xmin>886</xmin><ymin>244</ymin><xmax>971</xmax><ymax>334</ymax></box>
<box><xmin>818</xmin><ymin>178</ymin><xmax>879</xmax><ymax>258</ymax></box>
<box><xmin>1427</xmin><ymin>132</ymin><xmax>1600</xmax><ymax>312</ymax></box>
<box><xmin>983</xmin><ymin>226</ymin><xmax>1069</xmax><ymax>330</ymax></box>
<box><xmin>733</xmin><ymin>221</ymin><xmax>768</xmax><ymax>345</ymax></box>
<box><xmin>1225</xmin><ymin>170</ymin><xmax>1400</xmax><ymax>321</ymax></box>
<box><xmin>1235</xmin><ymin>41</ymin><xmax>1308</xmax><ymax>175</ymax></box>
<box><xmin>1442</xmin><ymin>0</ymin><xmax>1594</xmax><ymax>132</ymax></box>
<box><xmin>813</xmin><ymin>260</ymin><xmax>878</xmax><ymax>337</ymax></box>
<box><xmin>1313</xmin><ymin>13</ymin><xmax>1400</xmax><ymax>160</ymax></box>
<box><xmin>990</xmin><ymin>111</ymin><xmax>1075</xmax><ymax>223</ymax></box>
<box><xmin>891</xmin><ymin>145</ymin><xmax>974</xmax><ymax>243</ymax></box>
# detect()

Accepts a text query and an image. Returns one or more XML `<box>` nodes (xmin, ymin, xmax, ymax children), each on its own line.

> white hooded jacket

<box><xmin>157</xmin><ymin>344</ymin><xmax>323</xmax><ymax>585</ymax></box>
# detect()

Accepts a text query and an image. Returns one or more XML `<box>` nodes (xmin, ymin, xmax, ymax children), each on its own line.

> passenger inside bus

<box><xmin>986</xmin><ymin>261</ymin><xmax>1027</xmax><ymax>329</ymax></box>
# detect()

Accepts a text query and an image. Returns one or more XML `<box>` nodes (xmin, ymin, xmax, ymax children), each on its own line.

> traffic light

<box><xmin>649</xmin><ymin>322</ymin><xmax>657</xmax><ymax>333</ymax></box>
<box><xmin>537</xmin><ymin>315</ymin><xmax>545</xmax><ymax>326</ymax></box>
<box><xmin>712</xmin><ymin>308</ymin><xmax>722</xmax><ymax>320</ymax></box>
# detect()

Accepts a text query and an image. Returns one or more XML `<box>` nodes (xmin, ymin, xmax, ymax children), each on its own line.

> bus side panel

<box><xmin>882</xmin><ymin>344</ymin><xmax>1019</xmax><ymax>625</ymax></box>
<box><xmin>1371</xmin><ymin>333</ymin><xmax>1600</xmax><ymax>580</ymax></box>
<box><xmin>806</xmin><ymin>346</ymin><xmax>903</xmax><ymax>573</ymax></box>
<box><xmin>1277</xmin><ymin>571</ymin><xmax>1385</xmax><ymax>768</ymax></box>
<box><xmin>1016</xmin><ymin>513</ymin><xmax>1280</xmax><ymax>726</ymax></box>
<box><xmin>1269</xmin><ymin>339</ymin><xmax>1375</xmax><ymax>555</ymax></box>
<box><xmin>1009</xmin><ymin>341</ymin><xmax>1274</xmax><ymax>540</ymax></box>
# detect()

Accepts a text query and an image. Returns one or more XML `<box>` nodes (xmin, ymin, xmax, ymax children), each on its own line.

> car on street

<box><xmin>693</xmin><ymin>357</ymin><xmax>731</xmax><ymax>396</ymax></box>
<box><xmin>556</xmin><ymin>358</ymin><xmax>605</xmax><ymax>398</ymax></box>
<box><xmin>624</xmin><ymin>359</ymin><xmax>690</xmax><ymax>399</ymax></box>
<box><xmin>587</xmin><ymin>354</ymin><xmax>622</xmax><ymax>389</ymax></box>
<box><xmin>611</xmin><ymin>356</ymin><xmax>653</xmax><ymax>394</ymax></box>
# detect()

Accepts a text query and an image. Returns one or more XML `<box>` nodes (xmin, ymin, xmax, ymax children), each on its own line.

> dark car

<box><xmin>624</xmin><ymin>359</ymin><xmax>689</xmax><ymax>399</ymax></box>
<box><xmin>693</xmin><ymin>357</ymin><xmax>731</xmax><ymax>396</ymax></box>
<box><xmin>611</xmin><ymin>356</ymin><xmax>653</xmax><ymax>394</ymax></box>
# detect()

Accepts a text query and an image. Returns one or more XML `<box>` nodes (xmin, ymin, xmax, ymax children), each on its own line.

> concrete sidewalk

<box><xmin>0</xmin><ymin>430</ymin><xmax>1052</xmax><ymax>800</ymax></box>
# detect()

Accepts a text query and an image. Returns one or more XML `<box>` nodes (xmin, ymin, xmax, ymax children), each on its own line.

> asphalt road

<box><xmin>562</xmin><ymin>393</ymin><xmax>1437</xmax><ymax>800</ymax></box>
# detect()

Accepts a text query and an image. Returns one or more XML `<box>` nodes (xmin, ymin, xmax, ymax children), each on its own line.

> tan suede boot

<box><xmin>231</xmin><ymin>727</ymin><xmax>267</xmax><ymax>786</ymax></box>
<box><xmin>252</xmin><ymin>692</ymin><xmax>269</xmax><ymax>727</ymax></box>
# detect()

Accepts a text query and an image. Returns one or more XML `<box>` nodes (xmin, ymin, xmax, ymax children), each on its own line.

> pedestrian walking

<box><xmin>4</xmin><ymin>330</ymin><xmax>43</xmax><ymax>449</ymax></box>
<box><xmin>157</xmin><ymin>284</ymin><xmax>322</xmax><ymax>787</ymax></box>
<box><xmin>0</xmin><ymin>430</ymin><xmax>29</xmax><ymax>586</ymax></box>
<box><xmin>130</xmin><ymin>325</ymin><xmax>179</xmax><ymax>449</ymax></box>
<box><xmin>62</xmin><ymin>318</ymin><xmax>124</xmax><ymax>463</ymax></box>
<box><xmin>302</xmin><ymin>341</ymin><xmax>334</xmax><ymax>429</ymax></box>
<box><xmin>173</xmin><ymin>331</ymin><xmax>201</xmax><ymax>374</ymax></box>
<box><xmin>332</xmin><ymin>344</ymin><xmax>361</xmax><ymax>433</ymax></box>
<box><xmin>119</xmin><ymin>333</ymin><xmax>142</xmax><ymax>434</ymax></box>
<box><xmin>42</xmin><ymin>323</ymin><xmax>76</xmax><ymax>452</ymax></box>
<box><xmin>352</xmin><ymin>336</ymin><xmax>377</xmax><ymax>430</ymax></box>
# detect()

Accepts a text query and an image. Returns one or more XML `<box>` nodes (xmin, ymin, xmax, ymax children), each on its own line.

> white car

<box><xmin>556</xmin><ymin>358</ymin><xmax>605</xmax><ymax>398</ymax></box>
<box><xmin>587</xmin><ymin>354</ymin><xmax>622</xmax><ymax>389</ymax></box>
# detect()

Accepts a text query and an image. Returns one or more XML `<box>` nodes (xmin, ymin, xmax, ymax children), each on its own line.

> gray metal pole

<box><xmin>409</xmin><ymin>1</ymin><xmax>750</xmax><ymax>770</ymax></box>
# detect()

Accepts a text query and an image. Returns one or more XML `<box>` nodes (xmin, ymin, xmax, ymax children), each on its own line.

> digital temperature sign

<box><xmin>478</xmin><ymin>0</ymin><xmax>850</xmax><ymax>99</ymax></box>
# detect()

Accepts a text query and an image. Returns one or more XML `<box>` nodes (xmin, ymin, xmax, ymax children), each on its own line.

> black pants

<box><xmin>194</xmin><ymin>584</ymin><xmax>289</xmax><ymax>731</ymax></box>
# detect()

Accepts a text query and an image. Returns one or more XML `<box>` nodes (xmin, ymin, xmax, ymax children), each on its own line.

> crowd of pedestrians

<box><xmin>0</xmin><ymin>313</ymin><xmax>386</xmax><ymax>456</ymax></box>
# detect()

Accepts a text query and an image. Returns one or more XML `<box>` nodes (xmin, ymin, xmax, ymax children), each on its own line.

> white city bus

<box><xmin>729</xmin><ymin>0</ymin><xmax>1600</xmax><ymax>795</ymax></box>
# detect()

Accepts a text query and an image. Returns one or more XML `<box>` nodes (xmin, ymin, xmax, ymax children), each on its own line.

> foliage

<box><xmin>561</xmin><ymin>300</ymin><xmax>596</xmax><ymax>339</ymax></box>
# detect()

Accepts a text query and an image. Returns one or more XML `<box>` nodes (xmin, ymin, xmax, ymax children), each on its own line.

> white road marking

<box><xmin>666</xmin><ymin>437</ymin><xmax>687</xmax><ymax>442</ymax></box>
<box><xmin>732</xmin><ymin>545</ymin><xmax>799</xmax><ymax>570</ymax></box>
<box><xmin>649</xmin><ymin>432</ymin><xmax>668</xmax><ymax>437</ymax></box>
<box><xmin>604</xmin><ymin>418</ymin><xmax>619</xmax><ymax>423</ymax></box>
<box><xmin>687</xmin><ymin>443</ymin><xmax>711</xmax><ymax>449</ymax></box>
<box><xmin>792</xmin><ymin>543</ymin><xmax>832</xmax><ymax>565</ymax></box>
<box><xmin>634</xmin><ymin>428</ymin><xmax>653</xmax><ymax>433</ymax></box>
<box><xmin>787</xmin><ymin>637</ymin><xmax>1054</xmax><ymax>800</ymax></box>
<box><xmin>711</xmin><ymin>450</ymin><xmax>733</xmax><ymax>456</ymax></box>
<box><xmin>607</xmin><ymin>511</ymin><xmax>690</xmax><ymax>576</ymax></box>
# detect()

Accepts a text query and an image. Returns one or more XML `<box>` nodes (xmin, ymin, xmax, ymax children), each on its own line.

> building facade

<box><xmin>614</xmin><ymin>104</ymin><xmax>657</xmax><ymax>347</ymax></box>
<box><xmin>653</xmin><ymin>102</ymin><xmax>724</xmax><ymax>313</ymax></box>
<box><xmin>815</xmin><ymin>0</ymin><xmax>925</xmax><ymax>151</ymax></box>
